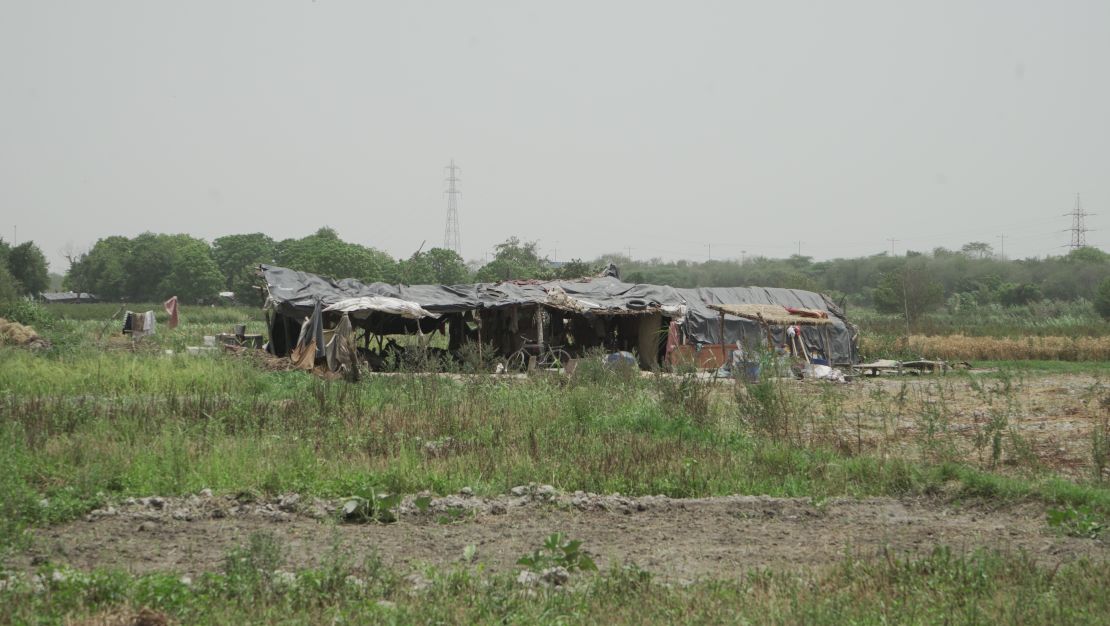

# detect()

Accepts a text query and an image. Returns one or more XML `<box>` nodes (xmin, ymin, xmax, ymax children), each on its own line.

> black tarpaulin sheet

<box><xmin>261</xmin><ymin>265</ymin><xmax>479</xmax><ymax>314</ymax></box>
<box><xmin>261</xmin><ymin>266</ymin><xmax>683</xmax><ymax>316</ymax></box>
<box><xmin>676</xmin><ymin>287</ymin><xmax>857</xmax><ymax>364</ymax></box>
<box><xmin>476</xmin><ymin>277</ymin><xmax>683</xmax><ymax>313</ymax></box>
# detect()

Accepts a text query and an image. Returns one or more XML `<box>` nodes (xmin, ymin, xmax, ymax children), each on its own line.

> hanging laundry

<box><xmin>126</xmin><ymin>310</ymin><xmax>157</xmax><ymax>339</ymax></box>
<box><xmin>163</xmin><ymin>296</ymin><xmax>179</xmax><ymax>329</ymax></box>
<box><xmin>665</xmin><ymin>320</ymin><xmax>680</xmax><ymax>357</ymax></box>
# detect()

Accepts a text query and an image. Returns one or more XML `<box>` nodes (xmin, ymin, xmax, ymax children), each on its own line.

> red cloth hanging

<box><xmin>163</xmin><ymin>296</ymin><xmax>179</xmax><ymax>329</ymax></box>
<box><xmin>665</xmin><ymin>320</ymin><xmax>680</xmax><ymax>356</ymax></box>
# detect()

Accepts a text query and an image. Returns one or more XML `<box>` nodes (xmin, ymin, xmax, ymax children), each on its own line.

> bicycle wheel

<box><xmin>505</xmin><ymin>350</ymin><xmax>529</xmax><ymax>372</ymax></box>
<box><xmin>543</xmin><ymin>348</ymin><xmax>572</xmax><ymax>370</ymax></box>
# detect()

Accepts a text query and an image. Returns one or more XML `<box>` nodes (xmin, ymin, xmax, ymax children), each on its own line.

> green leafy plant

<box><xmin>517</xmin><ymin>532</ymin><xmax>598</xmax><ymax>572</ymax></box>
<box><xmin>436</xmin><ymin>506</ymin><xmax>469</xmax><ymax>525</ymax></box>
<box><xmin>1046</xmin><ymin>505</ymin><xmax>1105</xmax><ymax>539</ymax></box>
<box><xmin>339</xmin><ymin>489</ymin><xmax>402</xmax><ymax>524</ymax></box>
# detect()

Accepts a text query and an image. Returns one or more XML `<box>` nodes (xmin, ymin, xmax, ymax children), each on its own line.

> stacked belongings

<box><xmin>122</xmin><ymin>310</ymin><xmax>156</xmax><ymax>339</ymax></box>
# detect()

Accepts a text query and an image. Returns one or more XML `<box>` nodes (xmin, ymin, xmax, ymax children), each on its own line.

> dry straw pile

<box><xmin>863</xmin><ymin>334</ymin><xmax>1110</xmax><ymax>361</ymax></box>
<box><xmin>0</xmin><ymin>317</ymin><xmax>50</xmax><ymax>349</ymax></box>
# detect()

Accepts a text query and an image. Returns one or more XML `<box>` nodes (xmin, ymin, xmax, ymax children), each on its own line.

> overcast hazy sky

<box><xmin>2</xmin><ymin>1</ymin><xmax>1107</xmax><ymax>272</ymax></box>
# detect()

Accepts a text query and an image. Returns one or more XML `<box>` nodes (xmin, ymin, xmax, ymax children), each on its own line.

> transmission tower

<box><xmin>1065</xmin><ymin>193</ymin><xmax>1094</xmax><ymax>249</ymax></box>
<box><xmin>442</xmin><ymin>160</ymin><xmax>462</xmax><ymax>255</ymax></box>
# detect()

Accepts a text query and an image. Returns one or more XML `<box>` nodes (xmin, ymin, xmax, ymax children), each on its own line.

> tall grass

<box><xmin>3</xmin><ymin>342</ymin><xmax>1110</xmax><ymax>557</ymax></box>
<box><xmin>4</xmin><ymin>306</ymin><xmax>1110</xmax><ymax>557</ymax></box>
<box><xmin>3</xmin><ymin>540</ymin><xmax>1109</xmax><ymax>625</ymax></box>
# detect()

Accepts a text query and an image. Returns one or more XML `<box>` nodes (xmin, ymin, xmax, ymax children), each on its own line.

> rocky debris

<box><xmin>305</xmin><ymin>498</ymin><xmax>333</xmax><ymax>520</ymax></box>
<box><xmin>58</xmin><ymin>490</ymin><xmax>837</xmax><ymax>530</ymax></box>
<box><xmin>516</xmin><ymin>566</ymin><xmax>571</xmax><ymax>587</ymax></box>
<box><xmin>271</xmin><ymin>570</ymin><xmax>297</xmax><ymax>587</ymax></box>
<box><xmin>421</xmin><ymin>436</ymin><xmax>457</xmax><ymax>458</ymax></box>
<box><xmin>541</xmin><ymin>566</ymin><xmax>570</xmax><ymax>586</ymax></box>
<box><xmin>84</xmin><ymin>506</ymin><xmax>118</xmax><ymax>522</ymax></box>
<box><xmin>516</xmin><ymin>570</ymin><xmax>540</xmax><ymax>587</ymax></box>
<box><xmin>403</xmin><ymin>573</ymin><xmax>430</xmax><ymax>592</ymax></box>
<box><xmin>345</xmin><ymin>575</ymin><xmax>367</xmax><ymax>590</ymax></box>
<box><xmin>171</xmin><ymin>509</ymin><xmax>194</xmax><ymax>522</ymax></box>
<box><xmin>278</xmin><ymin>493</ymin><xmax>302</xmax><ymax>513</ymax></box>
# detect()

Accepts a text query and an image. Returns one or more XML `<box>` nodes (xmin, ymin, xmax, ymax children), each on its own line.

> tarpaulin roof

<box><xmin>260</xmin><ymin>265</ymin><xmax>683</xmax><ymax>316</ymax></box>
<box><xmin>323</xmin><ymin>297</ymin><xmax>439</xmax><ymax>319</ymax></box>
<box><xmin>706</xmin><ymin>303</ymin><xmax>833</xmax><ymax>326</ymax></box>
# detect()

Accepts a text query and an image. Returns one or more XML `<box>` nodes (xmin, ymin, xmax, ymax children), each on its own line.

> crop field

<box><xmin>1</xmin><ymin>304</ymin><xmax>1109</xmax><ymax>625</ymax></box>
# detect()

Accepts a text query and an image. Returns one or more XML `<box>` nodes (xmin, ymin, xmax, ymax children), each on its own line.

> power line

<box><xmin>443</xmin><ymin>160</ymin><xmax>461</xmax><ymax>255</ymax></box>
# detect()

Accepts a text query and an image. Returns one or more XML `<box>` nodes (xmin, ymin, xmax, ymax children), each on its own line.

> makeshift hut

<box><xmin>675</xmin><ymin>287</ymin><xmax>857</xmax><ymax>366</ymax></box>
<box><xmin>257</xmin><ymin>265</ymin><xmax>857</xmax><ymax>372</ymax></box>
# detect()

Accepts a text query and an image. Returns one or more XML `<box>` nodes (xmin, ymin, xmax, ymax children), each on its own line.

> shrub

<box><xmin>1096</xmin><ymin>278</ymin><xmax>1110</xmax><ymax>321</ymax></box>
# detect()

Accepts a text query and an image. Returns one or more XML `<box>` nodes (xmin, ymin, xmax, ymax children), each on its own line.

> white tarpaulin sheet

<box><xmin>324</xmin><ymin>296</ymin><xmax>439</xmax><ymax>320</ymax></box>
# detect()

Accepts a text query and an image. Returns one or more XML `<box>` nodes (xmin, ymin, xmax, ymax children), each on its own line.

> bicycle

<box><xmin>504</xmin><ymin>337</ymin><xmax>571</xmax><ymax>372</ymax></box>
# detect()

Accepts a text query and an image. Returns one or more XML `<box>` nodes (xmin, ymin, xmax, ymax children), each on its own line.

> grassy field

<box><xmin>851</xmin><ymin>300</ymin><xmax>1110</xmax><ymax>339</ymax></box>
<box><xmin>3</xmin><ymin>544</ymin><xmax>1108</xmax><ymax>625</ymax></box>
<box><xmin>1</xmin><ymin>302</ymin><xmax>1108</xmax><ymax>624</ymax></box>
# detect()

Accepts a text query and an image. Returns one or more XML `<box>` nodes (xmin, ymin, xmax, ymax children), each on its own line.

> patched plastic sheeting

<box><xmin>323</xmin><ymin>296</ymin><xmax>439</xmax><ymax>320</ymax></box>
<box><xmin>676</xmin><ymin>287</ymin><xmax>857</xmax><ymax>364</ymax></box>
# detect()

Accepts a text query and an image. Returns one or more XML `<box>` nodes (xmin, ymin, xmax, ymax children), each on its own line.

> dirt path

<box><xmin>18</xmin><ymin>490</ymin><xmax>1107</xmax><ymax>582</ymax></box>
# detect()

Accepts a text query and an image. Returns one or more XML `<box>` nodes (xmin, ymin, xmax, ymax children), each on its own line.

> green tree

<box><xmin>398</xmin><ymin>248</ymin><xmax>469</xmax><ymax>284</ymax></box>
<box><xmin>425</xmin><ymin>248</ymin><xmax>470</xmax><ymax>284</ymax></box>
<box><xmin>64</xmin><ymin>236</ymin><xmax>131</xmax><ymax>300</ymax></box>
<box><xmin>998</xmin><ymin>282</ymin><xmax>1043</xmax><ymax>306</ymax></box>
<box><xmin>475</xmin><ymin>237</ymin><xmax>552</xmax><ymax>282</ymax></box>
<box><xmin>0</xmin><ymin>254</ymin><xmax>20</xmax><ymax>304</ymax></box>
<box><xmin>7</xmin><ymin>241</ymin><xmax>50</xmax><ymax>296</ymax></box>
<box><xmin>397</xmin><ymin>251</ymin><xmax>436</xmax><ymax>284</ymax></box>
<box><xmin>960</xmin><ymin>242</ymin><xmax>995</xmax><ymax>259</ymax></box>
<box><xmin>158</xmin><ymin>238</ymin><xmax>225</xmax><ymax>304</ymax></box>
<box><xmin>121</xmin><ymin>233</ymin><xmax>178</xmax><ymax>300</ymax></box>
<box><xmin>1096</xmin><ymin>278</ymin><xmax>1110</xmax><ymax>321</ymax></box>
<box><xmin>872</xmin><ymin>263</ymin><xmax>944</xmax><ymax>323</ymax></box>
<box><xmin>556</xmin><ymin>259</ymin><xmax>600</xmax><ymax>280</ymax></box>
<box><xmin>1065</xmin><ymin>246</ymin><xmax>1110</xmax><ymax>264</ymax></box>
<box><xmin>65</xmin><ymin>233</ymin><xmax>224</xmax><ymax>302</ymax></box>
<box><xmin>212</xmin><ymin>233</ymin><xmax>276</xmax><ymax>296</ymax></box>
<box><xmin>275</xmin><ymin>228</ymin><xmax>396</xmax><ymax>284</ymax></box>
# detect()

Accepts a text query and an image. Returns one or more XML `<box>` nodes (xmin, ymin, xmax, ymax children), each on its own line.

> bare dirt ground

<box><xmin>18</xmin><ymin>489</ymin><xmax>1108</xmax><ymax>582</ymax></box>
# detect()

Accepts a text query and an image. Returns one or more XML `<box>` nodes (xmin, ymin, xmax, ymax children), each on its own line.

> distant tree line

<box><xmin>3</xmin><ymin>231</ymin><xmax>1110</xmax><ymax>321</ymax></box>
<box><xmin>618</xmin><ymin>242</ymin><xmax>1110</xmax><ymax>321</ymax></box>
<box><xmin>58</xmin><ymin>230</ymin><xmax>594</xmax><ymax>305</ymax></box>
<box><xmin>60</xmin><ymin>228</ymin><xmax>473</xmax><ymax>305</ymax></box>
